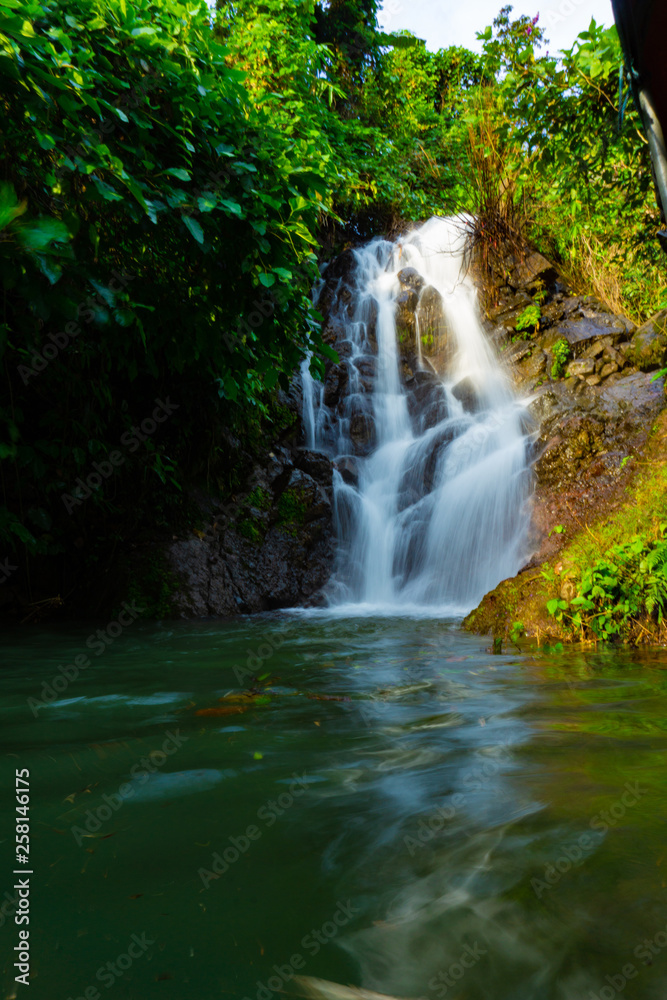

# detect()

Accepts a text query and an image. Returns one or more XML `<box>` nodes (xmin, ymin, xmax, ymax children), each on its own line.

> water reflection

<box><xmin>0</xmin><ymin>617</ymin><xmax>666</xmax><ymax>999</ymax></box>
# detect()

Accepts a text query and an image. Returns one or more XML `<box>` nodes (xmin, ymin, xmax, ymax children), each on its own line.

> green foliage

<box><xmin>0</xmin><ymin>0</ymin><xmax>331</xmax><ymax>557</ymax></box>
<box><xmin>125</xmin><ymin>552</ymin><xmax>180</xmax><ymax>619</ymax></box>
<box><xmin>510</xmin><ymin>620</ymin><xmax>525</xmax><ymax>645</ymax></box>
<box><xmin>469</xmin><ymin>10</ymin><xmax>664</xmax><ymax>321</ymax></box>
<box><xmin>551</xmin><ymin>338</ymin><xmax>572</xmax><ymax>379</ymax></box>
<box><xmin>237</xmin><ymin>518</ymin><xmax>263</xmax><ymax>545</ymax></box>
<box><xmin>277</xmin><ymin>487</ymin><xmax>308</xmax><ymax>534</ymax></box>
<box><xmin>245</xmin><ymin>488</ymin><xmax>272</xmax><ymax>512</ymax></box>
<box><xmin>515</xmin><ymin>303</ymin><xmax>541</xmax><ymax>334</ymax></box>
<box><xmin>547</xmin><ymin>535</ymin><xmax>667</xmax><ymax>641</ymax></box>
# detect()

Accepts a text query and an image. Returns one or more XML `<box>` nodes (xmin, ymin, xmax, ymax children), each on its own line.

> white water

<box><xmin>302</xmin><ymin>217</ymin><xmax>532</xmax><ymax>614</ymax></box>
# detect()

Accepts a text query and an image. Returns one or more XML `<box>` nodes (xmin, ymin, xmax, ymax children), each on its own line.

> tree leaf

<box><xmin>183</xmin><ymin>215</ymin><xmax>204</xmax><ymax>243</ymax></box>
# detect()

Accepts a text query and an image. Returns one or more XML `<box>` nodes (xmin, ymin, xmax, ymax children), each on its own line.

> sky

<box><xmin>378</xmin><ymin>0</ymin><xmax>615</xmax><ymax>55</ymax></box>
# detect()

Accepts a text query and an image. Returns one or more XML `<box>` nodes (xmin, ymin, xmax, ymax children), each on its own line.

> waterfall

<box><xmin>302</xmin><ymin>216</ymin><xmax>532</xmax><ymax>614</ymax></box>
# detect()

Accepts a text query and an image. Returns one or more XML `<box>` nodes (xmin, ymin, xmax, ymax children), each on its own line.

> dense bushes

<box><xmin>0</xmin><ymin>0</ymin><xmax>334</xmax><ymax>559</ymax></box>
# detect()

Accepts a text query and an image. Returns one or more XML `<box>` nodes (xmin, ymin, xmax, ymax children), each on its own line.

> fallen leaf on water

<box><xmin>253</xmin><ymin>752</ymin><xmax>263</xmax><ymax>760</ymax></box>
<box><xmin>129</xmin><ymin>894</ymin><xmax>143</xmax><ymax>899</ymax></box>
<box><xmin>63</xmin><ymin>793</ymin><xmax>76</xmax><ymax>804</ymax></box>
<box><xmin>314</xmin><ymin>721</ymin><xmax>320</xmax><ymax>726</ymax></box>
<box><xmin>156</xmin><ymin>973</ymin><xmax>173</xmax><ymax>981</ymax></box>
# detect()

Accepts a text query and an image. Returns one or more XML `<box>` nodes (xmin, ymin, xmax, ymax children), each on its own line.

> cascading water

<box><xmin>302</xmin><ymin>216</ymin><xmax>533</xmax><ymax>614</ymax></box>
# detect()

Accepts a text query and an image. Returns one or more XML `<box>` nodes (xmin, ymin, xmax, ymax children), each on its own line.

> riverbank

<box><xmin>464</xmin><ymin>405</ymin><xmax>667</xmax><ymax>645</ymax></box>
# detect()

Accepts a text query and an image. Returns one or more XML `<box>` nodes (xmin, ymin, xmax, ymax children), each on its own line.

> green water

<box><xmin>2</xmin><ymin>614</ymin><xmax>667</xmax><ymax>1000</ymax></box>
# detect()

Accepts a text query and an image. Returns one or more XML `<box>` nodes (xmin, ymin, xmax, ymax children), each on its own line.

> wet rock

<box><xmin>405</xmin><ymin>372</ymin><xmax>448</xmax><ymax>433</ymax></box>
<box><xmin>630</xmin><ymin>310</ymin><xmax>667</xmax><ymax>371</ymax></box>
<box><xmin>556</xmin><ymin>314</ymin><xmax>627</xmax><ymax>356</ymax></box>
<box><xmin>352</xmin><ymin>355</ymin><xmax>377</xmax><ymax>379</ymax></box>
<box><xmin>294</xmin><ymin>449</ymin><xmax>333</xmax><ymax>487</ymax></box>
<box><xmin>452</xmin><ymin>376</ymin><xmax>482</xmax><ymax>413</ymax></box>
<box><xmin>507</xmin><ymin>250</ymin><xmax>556</xmax><ymax>290</ymax></box>
<box><xmin>417</xmin><ymin>284</ymin><xmax>451</xmax><ymax>373</ymax></box>
<box><xmin>397</xmin><ymin>267</ymin><xmax>426</xmax><ymax>292</ymax></box>
<box><xmin>334</xmin><ymin>456</ymin><xmax>359</xmax><ymax>487</ymax></box>
<box><xmin>505</xmin><ymin>341</ymin><xmax>533</xmax><ymax>364</ymax></box>
<box><xmin>266</xmin><ymin>446</ymin><xmax>294</xmax><ymax>483</ymax></box>
<box><xmin>346</xmin><ymin>395</ymin><xmax>376</xmax><ymax>456</ymax></box>
<box><xmin>529</xmin><ymin>371</ymin><xmax>665</xmax><ymax>489</ymax></box>
<box><xmin>566</xmin><ymin>358</ymin><xmax>596</xmax><ymax>378</ymax></box>
<box><xmin>322</xmin><ymin>318</ymin><xmax>347</xmax><ymax>347</ymax></box>
<box><xmin>324</xmin><ymin>362</ymin><xmax>349</xmax><ymax>409</ymax></box>
<box><xmin>396</xmin><ymin>287</ymin><xmax>419</xmax><ymax>339</ymax></box>
<box><xmin>486</xmin><ymin>289</ymin><xmax>532</xmax><ymax>323</ymax></box>
<box><xmin>514</xmin><ymin>349</ymin><xmax>547</xmax><ymax>391</ymax></box>
<box><xmin>539</xmin><ymin>299</ymin><xmax>566</xmax><ymax>328</ymax></box>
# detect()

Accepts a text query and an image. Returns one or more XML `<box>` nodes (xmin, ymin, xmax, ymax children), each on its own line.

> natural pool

<box><xmin>2</xmin><ymin>614</ymin><xmax>667</xmax><ymax>1000</ymax></box>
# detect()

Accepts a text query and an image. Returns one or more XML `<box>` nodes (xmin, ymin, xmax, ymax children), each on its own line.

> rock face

<box><xmin>165</xmin><ymin>442</ymin><xmax>334</xmax><ymax>617</ymax></box>
<box><xmin>477</xmin><ymin>247</ymin><xmax>666</xmax><ymax>570</ymax></box>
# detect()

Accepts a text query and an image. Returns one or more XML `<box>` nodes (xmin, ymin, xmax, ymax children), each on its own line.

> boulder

<box><xmin>294</xmin><ymin>449</ymin><xmax>333</xmax><ymax>487</ymax></box>
<box><xmin>334</xmin><ymin>456</ymin><xmax>359</xmax><ymax>487</ymax></box>
<box><xmin>452</xmin><ymin>376</ymin><xmax>482</xmax><ymax>413</ymax></box>
<box><xmin>396</xmin><ymin>287</ymin><xmax>419</xmax><ymax>339</ymax></box>
<box><xmin>630</xmin><ymin>310</ymin><xmax>667</xmax><ymax>371</ymax></box>
<box><xmin>507</xmin><ymin>250</ymin><xmax>556</xmax><ymax>290</ymax></box>
<box><xmin>417</xmin><ymin>284</ymin><xmax>451</xmax><ymax>373</ymax></box>
<box><xmin>556</xmin><ymin>314</ymin><xmax>627</xmax><ymax>356</ymax></box>
<box><xmin>397</xmin><ymin>267</ymin><xmax>426</xmax><ymax>292</ymax></box>
<box><xmin>566</xmin><ymin>358</ymin><xmax>596</xmax><ymax>378</ymax></box>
